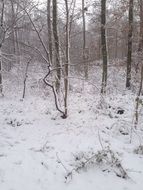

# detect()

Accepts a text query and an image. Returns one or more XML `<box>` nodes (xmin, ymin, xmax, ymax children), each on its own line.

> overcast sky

<box><xmin>35</xmin><ymin>0</ymin><xmax>94</xmax><ymax>9</ymax></box>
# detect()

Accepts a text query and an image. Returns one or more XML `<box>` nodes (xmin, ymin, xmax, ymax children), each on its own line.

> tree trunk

<box><xmin>134</xmin><ymin>0</ymin><xmax>143</xmax><ymax>127</ymax></box>
<box><xmin>11</xmin><ymin>0</ymin><xmax>16</xmax><ymax>55</ymax></box>
<box><xmin>82</xmin><ymin>0</ymin><xmax>88</xmax><ymax>79</ymax></box>
<box><xmin>47</xmin><ymin>0</ymin><xmax>53</xmax><ymax>63</ymax></box>
<box><xmin>126</xmin><ymin>0</ymin><xmax>134</xmax><ymax>89</ymax></box>
<box><xmin>101</xmin><ymin>0</ymin><xmax>108</xmax><ymax>94</ymax></box>
<box><xmin>64</xmin><ymin>0</ymin><xmax>70</xmax><ymax>118</ymax></box>
<box><xmin>115</xmin><ymin>30</ymin><xmax>118</xmax><ymax>59</ymax></box>
<box><xmin>0</xmin><ymin>0</ymin><xmax>5</xmax><ymax>95</ymax></box>
<box><xmin>52</xmin><ymin>0</ymin><xmax>61</xmax><ymax>92</ymax></box>
<box><xmin>138</xmin><ymin>0</ymin><xmax>143</xmax><ymax>52</ymax></box>
<box><xmin>22</xmin><ymin>57</ymin><xmax>33</xmax><ymax>99</ymax></box>
<box><xmin>134</xmin><ymin>65</ymin><xmax>143</xmax><ymax>128</ymax></box>
<box><xmin>11</xmin><ymin>0</ymin><xmax>20</xmax><ymax>65</ymax></box>
<box><xmin>0</xmin><ymin>47</ymin><xmax>2</xmax><ymax>94</ymax></box>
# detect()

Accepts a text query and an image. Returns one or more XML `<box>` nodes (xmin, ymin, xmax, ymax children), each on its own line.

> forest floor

<box><xmin>0</xmin><ymin>67</ymin><xmax>143</xmax><ymax>190</ymax></box>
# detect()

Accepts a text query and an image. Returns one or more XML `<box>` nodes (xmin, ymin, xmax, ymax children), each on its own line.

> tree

<box><xmin>64</xmin><ymin>0</ymin><xmax>70</xmax><ymax>118</ymax></box>
<box><xmin>47</xmin><ymin>0</ymin><xmax>52</xmax><ymax>63</ymax></box>
<box><xmin>126</xmin><ymin>0</ymin><xmax>134</xmax><ymax>89</ymax></box>
<box><xmin>0</xmin><ymin>0</ymin><xmax>5</xmax><ymax>95</ymax></box>
<box><xmin>52</xmin><ymin>0</ymin><xmax>61</xmax><ymax>92</ymax></box>
<box><xmin>134</xmin><ymin>0</ymin><xmax>143</xmax><ymax>127</ymax></box>
<box><xmin>10</xmin><ymin>0</ymin><xmax>20</xmax><ymax>65</ymax></box>
<box><xmin>101</xmin><ymin>0</ymin><xmax>108</xmax><ymax>94</ymax></box>
<box><xmin>82</xmin><ymin>0</ymin><xmax>88</xmax><ymax>79</ymax></box>
<box><xmin>138</xmin><ymin>0</ymin><xmax>143</xmax><ymax>52</ymax></box>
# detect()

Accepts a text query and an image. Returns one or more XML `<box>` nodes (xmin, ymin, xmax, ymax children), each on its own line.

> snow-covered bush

<box><xmin>64</xmin><ymin>148</ymin><xmax>128</xmax><ymax>182</ymax></box>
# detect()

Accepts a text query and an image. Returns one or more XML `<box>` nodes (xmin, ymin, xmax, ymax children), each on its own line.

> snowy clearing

<box><xmin>0</xmin><ymin>87</ymin><xmax>143</xmax><ymax>190</ymax></box>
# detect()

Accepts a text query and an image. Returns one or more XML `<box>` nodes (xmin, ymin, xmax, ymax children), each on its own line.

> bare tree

<box><xmin>134</xmin><ymin>0</ymin><xmax>143</xmax><ymax>127</ymax></box>
<box><xmin>82</xmin><ymin>0</ymin><xmax>88</xmax><ymax>79</ymax></box>
<box><xmin>0</xmin><ymin>0</ymin><xmax>5</xmax><ymax>95</ymax></box>
<box><xmin>101</xmin><ymin>0</ymin><xmax>108</xmax><ymax>94</ymax></box>
<box><xmin>126</xmin><ymin>0</ymin><xmax>134</xmax><ymax>89</ymax></box>
<box><xmin>138</xmin><ymin>0</ymin><xmax>143</xmax><ymax>52</ymax></box>
<box><xmin>64</xmin><ymin>0</ymin><xmax>70</xmax><ymax>118</ymax></box>
<box><xmin>52</xmin><ymin>0</ymin><xmax>61</xmax><ymax>92</ymax></box>
<box><xmin>47</xmin><ymin>0</ymin><xmax>53</xmax><ymax>63</ymax></box>
<box><xmin>14</xmin><ymin>0</ymin><xmax>67</xmax><ymax>117</ymax></box>
<box><xmin>134</xmin><ymin>65</ymin><xmax>143</xmax><ymax>128</ymax></box>
<box><xmin>10</xmin><ymin>0</ymin><xmax>20</xmax><ymax>65</ymax></box>
<box><xmin>10</xmin><ymin>0</ymin><xmax>16</xmax><ymax>55</ymax></box>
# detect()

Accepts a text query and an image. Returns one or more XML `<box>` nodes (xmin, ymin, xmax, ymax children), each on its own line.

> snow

<box><xmin>1</xmin><ymin>67</ymin><xmax>143</xmax><ymax>190</ymax></box>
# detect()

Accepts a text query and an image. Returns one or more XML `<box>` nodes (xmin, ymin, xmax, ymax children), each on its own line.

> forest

<box><xmin>0</xmin><ymin>0</ymin><xmax>143</xmax><ymax>190</ymax></box>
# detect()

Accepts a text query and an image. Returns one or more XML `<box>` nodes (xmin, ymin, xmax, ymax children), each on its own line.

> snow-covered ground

<box><xmin>0</xmin><ymin>66</ymin><xmax>143</xmax><ymax>190</ymax></box>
